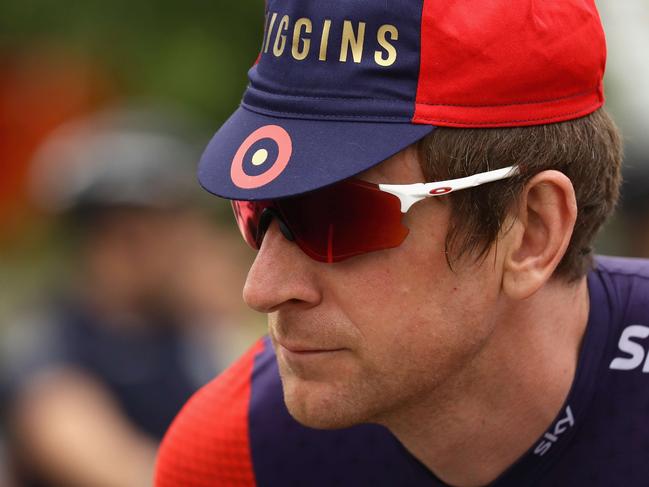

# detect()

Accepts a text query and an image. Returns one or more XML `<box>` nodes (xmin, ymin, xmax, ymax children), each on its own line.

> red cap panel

<box><xmin>414</xmin><ymin>0</ymin><xmax>606</xmax><ymax>127</ymax></box>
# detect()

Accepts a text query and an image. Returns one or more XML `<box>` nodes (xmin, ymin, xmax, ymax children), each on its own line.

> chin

<box><xmin>281</xmin><ymin>376</ymin><xmax>373</xmax><ymax>430</ymax></box>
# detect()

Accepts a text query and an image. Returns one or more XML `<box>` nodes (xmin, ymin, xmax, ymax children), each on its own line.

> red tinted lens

<box><xmin>231</xmin><ymin>200</ymin><xmax>272</xmax><ymax>249</ymax></box>
<box><xmin>276</xmin><ymin>179</ymin><xmax>408</xmax><ymax>262</ymax></box>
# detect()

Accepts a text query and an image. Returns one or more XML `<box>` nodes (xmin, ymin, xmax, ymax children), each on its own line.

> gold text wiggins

<box><xmin>262</xmin><ymin>13</ymin><xmax>399</xmax><ymax>67</ymax></box>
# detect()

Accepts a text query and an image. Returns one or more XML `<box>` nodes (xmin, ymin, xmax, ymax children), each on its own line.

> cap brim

<box><xmin>198</xmin><ymin>107</ymin><xmax>434</xmax><ymax>201</ymax></box>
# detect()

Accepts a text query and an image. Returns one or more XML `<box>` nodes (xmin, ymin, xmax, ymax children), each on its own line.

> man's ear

<box><xmin>502</xmin><ymin>170</ymin><xmax>578</xmax><ymax>300</ymax></box>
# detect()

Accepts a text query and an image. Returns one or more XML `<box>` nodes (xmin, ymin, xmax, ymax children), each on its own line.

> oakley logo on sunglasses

<box><xmin>231</xmin><ymin>125</ymin><xmax>293</xmax><ymax>189</ymax></box>
<box><xmin>429</xmin><ymin>187</ymin><xmax>452</xmax><ymax>196</ymax></box>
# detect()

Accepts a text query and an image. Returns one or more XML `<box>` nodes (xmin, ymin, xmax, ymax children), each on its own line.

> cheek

<box><xmin>331</xmin><ymin>247</ymin><xmax>499</xmax><ymax>392</ymax></box>
<box><xmin>329</xmin><ymin>260</ymin><xmax>438</xmax><ymax>375</ymax></box>
<box><xmin>334</xmin><ymin>227</ymin><xmax>453</xmax><ymax>340</ymax></box>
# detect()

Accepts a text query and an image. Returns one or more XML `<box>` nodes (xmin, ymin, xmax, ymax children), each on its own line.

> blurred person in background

<box><xmin>1</xmin><ymin>106</ymin><xmax>247</xmax><ymax>487</ymax></box>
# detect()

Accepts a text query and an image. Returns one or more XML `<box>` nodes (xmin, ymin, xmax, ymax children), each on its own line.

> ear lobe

<box><xmin>502</xmin><ymin>170</ymin><xmax>577</xmax><ymax>300</ymax></box>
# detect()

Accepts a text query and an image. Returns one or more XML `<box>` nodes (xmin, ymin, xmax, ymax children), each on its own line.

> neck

<box><xmin>383</xmin><ymin>278</ymin><xmax>590</xmax><ymax>487</ymax></box>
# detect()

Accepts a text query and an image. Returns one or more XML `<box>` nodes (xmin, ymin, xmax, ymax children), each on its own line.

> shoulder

<box><xmin>591</xmin><ymin>255</ymin><xmax>649</xmax><ymax>324</ymax></box>
<box><xmin>155</xmin><ymin>336</ymin><xmax>434</xmax><ymax>486</ymax></box>
<box><xmin>155</xmin><ymin>337</ymin><xmax>266</xmax><ymax>487</ymax></box>
<box><xmin>589</xmin><ymin>256</ymin><xmax>649</xmax><ymax>372</ymax></box>
<box><xmin>546</xmin><ymin>256</ymin><xmax>649</xmax><ymax>482</ymax></box>
<box><xmin>593</xmin><ymin>255</ymin><xmax>649</xmax><ymax>281</ymax></box>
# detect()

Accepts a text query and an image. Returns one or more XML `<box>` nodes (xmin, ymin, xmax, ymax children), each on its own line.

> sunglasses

<box><xmin>232</xmin><ymin>165</ymin><xmax>519</xmax><ymax>263</ymax></box>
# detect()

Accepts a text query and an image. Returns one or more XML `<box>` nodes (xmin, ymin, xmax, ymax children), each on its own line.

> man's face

<box><xmin>243</xmin><ymin>145</ymin><xmax>506</xmax><ymax>429</ymax></box>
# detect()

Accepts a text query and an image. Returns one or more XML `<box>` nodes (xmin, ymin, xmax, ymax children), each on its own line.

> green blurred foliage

<box><xmin>0</xmin><ymin>0</ymin><xmax>265</xmax><ymax>126</ymax></box>
<box><xmin>0</xmin><ymin>1</ymin><xmax>267</xmax><ymax>324</ymax></box>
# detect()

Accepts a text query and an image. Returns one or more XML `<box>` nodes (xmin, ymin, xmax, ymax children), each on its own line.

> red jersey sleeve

<box><xmin>154</xmin><ymin>338</ymin><xmax>265</xmax><ymax>487</ymax></box>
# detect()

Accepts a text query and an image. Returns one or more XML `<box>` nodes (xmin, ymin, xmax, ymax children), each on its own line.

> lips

<box><xmin>270</xmin><ymin>320</ymin><xmax>350</xmax><ymax>358</ymax></box>
<box><xmin>278</xmin><ymin>342</ymin><xmax>345</xmax><ymax>354</ymax></box>
<box><xmin>277</xmin><ymin>344</ymin><xmax>346</xmax><ymax>369</ymax></box>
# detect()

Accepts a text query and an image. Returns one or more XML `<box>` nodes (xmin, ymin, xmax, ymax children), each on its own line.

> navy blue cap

<box><xmin>198</xmin><ymin>107</ymin><xmax>431</xmax><ymax>201</ymax></box>
<box><xmin>198</xmin><ymin>0</ymin><xmax>433</xmax><ymax>201</ymax></box>
<box><xmin>198</xmin><ymin>0</ymin><xmax>606</xmax><ymax>201</ymax></box>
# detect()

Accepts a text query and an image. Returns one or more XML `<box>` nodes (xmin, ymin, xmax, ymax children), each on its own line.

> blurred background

<box><xmin>0</xmin><ymin>2</ymin><xmax>266</xmax><ymax>486</ymax></box>
<box><xmin>0</xmin><ymin>1</ymin><xmax>647</xmax><ymax>486</ymax></box>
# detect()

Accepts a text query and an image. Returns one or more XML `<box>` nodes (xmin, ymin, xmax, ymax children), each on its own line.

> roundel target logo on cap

<box><xmin>230</xmin><ymin>125</ymin><xmax>293</xmax><ymax>189</ymax></box>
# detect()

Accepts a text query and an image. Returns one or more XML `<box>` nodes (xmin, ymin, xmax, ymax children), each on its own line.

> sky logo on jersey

<box><xmin>533</xmin><ymin>405</ymin><xmax>575</xmax><ymax>457</ymax></box>
<box><xmin>609</xmin><ymin>325</ymin><xmax>649</xmax><ymax>372</ymax></box>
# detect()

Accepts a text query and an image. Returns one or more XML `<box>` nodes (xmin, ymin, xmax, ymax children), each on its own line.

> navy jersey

<box><xmin>156</xmin><ymin>256</ymin><xmax>649</xmax><ymax>486</ymax></box>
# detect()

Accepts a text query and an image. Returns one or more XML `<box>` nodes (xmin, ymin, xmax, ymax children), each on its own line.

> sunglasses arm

<box><xmin>378</xmin><ymin>165</ymin><xmax>519</xmax><ymax>212</ymax></box>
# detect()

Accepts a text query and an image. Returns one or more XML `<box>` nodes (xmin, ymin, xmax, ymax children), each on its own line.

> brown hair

<box><xmin>418</xmin><ymin>108</ymin><xmax>623</xmax><ymax>281</ymax></box>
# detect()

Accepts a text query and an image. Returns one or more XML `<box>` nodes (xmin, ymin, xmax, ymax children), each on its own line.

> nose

<box><xmin>257</xmin><ymin>207</ymin><xmax>295</xmax><ymax>245</ymax></box>
<box><xmin>243</xmin><ymin>219</ymin><xmax>322</xmax><ymax>313</ymax></box>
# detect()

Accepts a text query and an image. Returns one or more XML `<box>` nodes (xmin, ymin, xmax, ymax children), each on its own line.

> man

<box><xmin>156</xmin><ymin>1</ymin><xmax>648</xmax><ymax>486</ymax></box>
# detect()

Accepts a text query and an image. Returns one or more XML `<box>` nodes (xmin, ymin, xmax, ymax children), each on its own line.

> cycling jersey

<box><xmin>156</xmin><ymin>256</ymin><xmax>649</xmax><ymax>487</ymax></box>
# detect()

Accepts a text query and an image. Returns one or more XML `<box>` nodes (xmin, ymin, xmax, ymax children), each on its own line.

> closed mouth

<box><xmin>278</xmin><ymin>342</ymin><xmax>345</xmax><ymax>354</ymax></box>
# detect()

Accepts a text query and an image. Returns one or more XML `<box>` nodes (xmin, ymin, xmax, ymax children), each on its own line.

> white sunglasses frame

<box><xmin>378</xmin><ymin>165</ymin><xmax>520</xmax><ymax>213</ymax></box>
